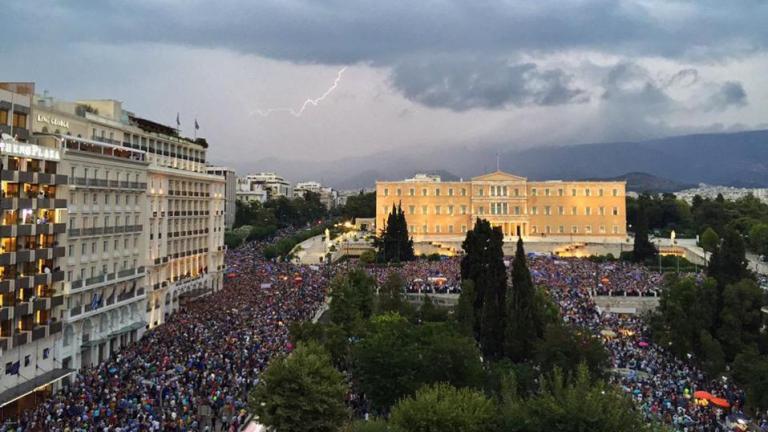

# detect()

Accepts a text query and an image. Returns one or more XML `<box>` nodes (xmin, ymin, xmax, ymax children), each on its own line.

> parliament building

<box><xmin>376</xmin><ymin>171</ymin><xmax>627</xmax><ymax>242</ymax></box>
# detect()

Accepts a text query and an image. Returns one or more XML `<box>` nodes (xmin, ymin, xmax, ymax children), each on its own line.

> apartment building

<box><xmin>294</xmin><ymin>181</ymin><xmax>338</xmax><ymax>209</ymax></box>
<box><xmin>0</xmin><ymin>127</ymin><xmax>67</xmax><ymax>412</ymax></box>
<box><xmin>377</xmin><ymin>171</ymin><xmax>626</xmax><ymax>242</ymax></box>
<box><xmin>207</xmin><ymin>166</ymin><xmax>236</xmax><ymax>229</ymax></box>
<box><xmin>238</xmin><ymin>172</ymin><xmax>292</xmax><ymax>200</ymax></box>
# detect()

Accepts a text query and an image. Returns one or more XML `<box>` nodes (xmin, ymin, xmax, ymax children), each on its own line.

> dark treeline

<box><xmin>226</xmin><ymin>191</ymin><xmax>376</xmax><ymax>249</ymax></box>
<box><xmin>627</xmin><ymin>193</ymin><xmax>768</xmax><ymax>256</ymax></box>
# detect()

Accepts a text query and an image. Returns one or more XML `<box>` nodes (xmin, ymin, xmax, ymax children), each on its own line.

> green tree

<box><xmin>352</xmin><ymin>313</ymin><xmax>422</xmax><ymax>413</ymax></box>
<box><xmin>340</xmin><ymin>191</ymin><xmax>376</xmax><ymax>219</ymax></box>
<box><xmin>375</xmin><ymin>204</ymin><xmax>414</xmax><ymax>262</ymax></box>
<box><xmin>501</xmin><ymin>365</ymin><xmax>656</xmax><ymax>432</ymax></box>
<box><xmin>505</xmin><ymin>237</ymin><xmax>543</xmax><ymax>362</ymax></box>
<box><xmin>698</xmin><ymin>330</ymin><xmax>726</xmax><ymax>377</ymax></box>
<box><xmin>377</xmin><ymin>271</ymin><xmax>405</xmax><ymax>314</ymax></box>
<box><xmin>250</xmin><ymin>342</ymin><xmax>349</xmax><ymax>432</ymax></box>
<box><xmin>417</xmin><ymin>323</ymin><xmax>484</xmax><ymax>390</ymax></box>
<box><xmin>461</xmin><ymin>219</ymin><xmax>507</xmax><ymax>359</ymax></box>
<box><xmin>699</xmin><ymin>227</ymin><xmax>720</xmax><ymax>254</ymax></box>
<box><xmin>707</xmin><ymin>227</ymin><xmax>753</xmax><ymax>323</ymax></box>
<box><xmin>716</xmin><ymin>278</ymin><xmax>764</xmax><ymax>360</ymax></box>
<box><xmin>652</xmin><ymin>276</ymin><xmax>717</xmax><ymax>359</ymax></box>
<box><xmin>290</xmin><ymin>321</ymin><xmax>354</xmax><ymax>369</ymax></box>
<box><xmin>533</xmin><ymin>324</ymin><xmax>609</xmax><ymax>379</ymax></box>
<box><xmin>352</xmin><ymin>314</ymin><xmax>483</xmax><ymax>413</ymax></box>
<box><xmin>632</xmin><ymin>195</ymin><xmax>658</xmax><ymax>263</ymax></box>
<box><xmin>454</xmin><ymin>280</ymin><xmax>476</xmax><ymax>337</ymax></box>
<box><xmin>749</xmin><ymin>223</ymin><xmax>768</xmax><ymax>256</ymax></box>
<box><xmin>418</xmin><ymin>295</ymin><xmax>448</xmax><ymax>322</ymax></box>
<box><xmin>329</xmin><ymin>269</ymin><xmax>376</xmax><ymax>328</ymax></box>
<box><xmin>345</xmin><ymin>419</ymin><xmax>390</xmax><ymax>432</ymax></box>
<box><xmin>389</xmin><ymin>383</ymin><xmax>496</xmax><ymax>432</ymax></box>
<box><xmin>732</xmin><ymin>347</ymin><xmax>768</xmax><ymax>414</ymax></box>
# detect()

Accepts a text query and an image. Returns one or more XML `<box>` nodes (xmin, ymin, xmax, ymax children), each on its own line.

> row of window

<box><xmin>0</xmin><ymin>109</ymin><xmax>28</xmax><ymax>129</ymax></box>
<box><xmin>384</xmin><ymin>205</ymin><xmax>620</xmax><ymax>216</ymax></box>
<box><xmin>409</xmin><ymin>225</ymin><xmax>468</xmax><ymax>234</ymax></box>
<box><xmin>530</xmin><ymin>225</ymin><xmax>621</xmax><ymax>235</ymax></box>
<box><xmin>530</xmin><ymin>187</ymin><xmax>619</xmax><ymax>197</ymax></box>
<box><xmin>382</xmin><ymin>186</ymin><xmax>622</xmax><ymax>197</ymax></box>
<box><xmin>71</xmin><ymin>191</ymin><xmax>141</xmax><ymax>207</ymax></box>
<box><xmin>70</xmin><ymin>166</ymin><xmax>142</xmax><ymax>184</ymax></box>
<box><xmin>530</xmin><ymin>206</ymin><xmax>620</xmax><ymax>216</ymax></box>
<box><xmin>69</xmin><ymin>237</ymin><xmax>141</xmax><ymax>258</ymax></box>
<box><xmin>68</xmin><ymin>258</ymin><xmax>139</xmax><ymax>283</ymax></box>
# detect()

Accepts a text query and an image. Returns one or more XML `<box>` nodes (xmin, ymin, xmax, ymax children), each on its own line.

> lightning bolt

<box><xmin>252</xmin><ymin>67</ymin><xmax>347</xmax><ymax>118</ymax></box>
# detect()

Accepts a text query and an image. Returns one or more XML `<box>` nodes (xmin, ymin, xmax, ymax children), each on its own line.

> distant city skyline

<box><xmin>3</xmin><ymin>1</ymin><xmax>767</xmax><ymax>170</ymax></box>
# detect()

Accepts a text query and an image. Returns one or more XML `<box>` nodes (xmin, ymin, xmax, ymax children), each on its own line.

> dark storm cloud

<box><xmin>706</xmin><ymin>81</ymin><xmax>748</xmax><ymax>111</ymax></box>
<box><xmin>390</xmin><ymin>58</ymin><xmax>587</xmax><ymax>111</ymax></box>
<box><xmin>8</xmin><ymin>1</ymin><xmax>767</xmax><ymax>64</ymax></box>
<box><xmin>4</xmin><ymin>1</ymin><xmax>763</xmax><ymax>113</ymax></box>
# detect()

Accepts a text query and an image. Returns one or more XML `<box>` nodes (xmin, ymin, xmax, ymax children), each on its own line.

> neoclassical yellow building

<box><xmin>376</xmin><ymin>171</ymin><xmax>626</xmax><ymax>242</ymax></box>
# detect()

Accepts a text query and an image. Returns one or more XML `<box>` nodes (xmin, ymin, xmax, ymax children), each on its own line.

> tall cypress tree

<box><xmin>460</xmin><ymin>219</ymin><xmax>507</xmax><ymax>359</ymax></box>
<box><xmin>396</xmin><ymin>205</ymin><xmax>414</xmax><ymax>261</ymax></box>
<box><xmin>632</xmin><ymin>196</ymin><xmax>657</xmax><ymax>263</ymax></box>
<box><xmin>505</xmin><ymin>237</ymin><xmax>542</xmax><ymax>362</ymax></box>
<box><xmin>707</xmin><ymin>227</ymin><xmax>753</xmax><ymax>326</ymax></box>
<box><xmin>376</xmin><ymin>203</ymin><xmax>414</xmax><ymax>263</ymax></box>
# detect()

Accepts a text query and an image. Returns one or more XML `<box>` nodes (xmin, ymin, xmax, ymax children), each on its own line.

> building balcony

<box><xmin>0</xmin><ymin>246</ymin><xmax>65</xmax><ymax>265</ymax></box>
<box><xmin>0</xmin><ymin>197</ymin><xmax>67</xmax><ymax>210</ymax></box>
<box><xmin>68</xmin><ymin>267</ymin><xmax>146</xmax><ymax>293</ymax></box>
<box><xmin>0</xmin><ymin>222</ymin><xmax>65</xmax><ymax>237</ymax></box>
<box><xmin>0</xmin><ymin>170</ymin><xmax>67</xmax><ymax>186</ymax></box>
<box><xmin>14</xmin><ymin>331</ymin><xmax>30</xmax><ymax>347</ymax></box>
<box><xmin>50</xmin><ymin>320</ymin><xmax>62</xmax><ymax>335</ymax></box>
<box><xmin>15</xmin><ymin>302</ymin><xmax>32</xmax><ymax>316</ymax></box>
<box><xmin>32</xmin><ymin>325</ymin><xmax>47</xmax><ymax>341</ymax></box>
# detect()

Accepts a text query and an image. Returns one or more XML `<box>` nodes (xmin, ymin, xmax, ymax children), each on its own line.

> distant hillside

<box><xmin>237</xmin><ymin>129</ymin><xmax>768</xmax><ymax>189</ymax></box>
<box><xmin>502</xmin><ymin>130</ymin><xmax>768</xmax><ymax>187</ymax></box>
<box><xmin>584</xmin><ymin>172</ymin><xmax>696</xmax><ymax>193</ymax></box>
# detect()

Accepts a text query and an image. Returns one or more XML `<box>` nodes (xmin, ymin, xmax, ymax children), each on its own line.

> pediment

<box><xmin>471</xmin><ymin>170</ymin><xmax>527</xmax><ymax>182</ymax></box>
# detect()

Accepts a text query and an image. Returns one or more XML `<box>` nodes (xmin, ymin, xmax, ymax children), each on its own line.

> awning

<box><xmin>81</xmin><ymin>338</ymin><xmax>106</xmax><ymax>348</ymax></box>
<box><xmin>0</xmin><ymin>368</ymin><xmax>75</xmax><ymax>407</ymax></box>
<box><xmin>109</xmin><ymin>321</ymin><xmax>145</xmax><ymax>337</ymax></box>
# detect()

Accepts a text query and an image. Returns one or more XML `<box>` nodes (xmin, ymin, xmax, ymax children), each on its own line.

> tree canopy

<box><xmin>249</xmin><ymin>342</ymin><xmax>349</xmax><ymax>432</ymax></box>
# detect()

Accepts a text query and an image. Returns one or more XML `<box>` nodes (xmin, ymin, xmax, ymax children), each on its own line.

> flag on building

<box><xmin>194</xmin><ymin>118</ymin><xmax>199</xmax><ymax>130</ymax></box>
<box><xmin>176</xmin><ymin>112</ymin><xmax>181</xmax><ymax>128</ymax></box>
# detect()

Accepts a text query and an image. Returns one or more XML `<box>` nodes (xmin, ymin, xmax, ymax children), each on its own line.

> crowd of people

<box><xmin>529</xmin><ymin>255</ymin><xmax>761</xmax><ymax>431</ymax></box>
<box><xmin>365</xmin><ymin>257</ymin><xmax>462</xmax><ymax>294</ymax></box>
<box><xmin>2</xmin><ymin>228</ymin><xmax>331</xmax><ymax>431</ymax></box>
<box><xmin>528</xmin><ymin>256</ymin><xmax>668</xmax><ymax>297</ymax></box>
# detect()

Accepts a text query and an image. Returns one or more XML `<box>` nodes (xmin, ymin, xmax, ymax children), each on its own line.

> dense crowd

<box><xmin>528</xmin><ymin>257</ymin><xmax>668</xmax><ymax>297</ymax></box>
<box><xmin>2</xmin><ymin>229</ymin><xmax>330</xmax><ymax>431</ymax></box>
<box><xmin>530</xmin><ymin>255</ymin><xmax>760</xmax><ymax>431</ymax></box>
<box><xmin>365</xmin><ymin>257</ymin><xmax>462</xmax><ymax>294</ymax></box>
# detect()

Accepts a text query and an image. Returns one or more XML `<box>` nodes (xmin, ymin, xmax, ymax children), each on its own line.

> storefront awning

<box><xmin>108</xmin><ymin>321</ymin><xmax>145</xmax><ymax>338</ymax></box>
<box><xmin>0</xmin><ymin>368</ymin><xmax>75</xmax><ymax>407</ymax></box>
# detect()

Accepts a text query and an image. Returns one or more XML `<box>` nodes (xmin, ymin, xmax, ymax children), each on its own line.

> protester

<box><xmin>3</xmin><ymin>229</ymin><xmax>330</xmax><ymax>432</ymax></box>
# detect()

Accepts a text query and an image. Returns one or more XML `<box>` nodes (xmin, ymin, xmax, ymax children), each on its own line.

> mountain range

<box><xmin>243</xmin><ymin>129</ymin><xmax>768</xmax><ymax>191</ymax></box>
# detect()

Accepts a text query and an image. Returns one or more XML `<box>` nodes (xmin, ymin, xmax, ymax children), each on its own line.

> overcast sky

<box><xmin>3</xmin><ymin>1</ymin><xmax>767</xmax><ymax>170</ymax></box>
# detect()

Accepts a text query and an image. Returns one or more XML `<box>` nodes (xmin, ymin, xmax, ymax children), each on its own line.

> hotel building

<box><xmin>376</xmin><ymin>171</ymin><xmax>626</xmax><ymax>243</ymax></box>
<box><xmin>0</xmin><ymin>84</ymin><xmax>226</xmax><ymax>415</ymax></box>
<box><xmin>207</xmin><ymin>166</ymin><xmax>237</xmax><ymax>229</ymax></box>
<box><xmin>0</xmin><ymin>83</ymin><xmax>68</xmax><ymax>413</ymax></box>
